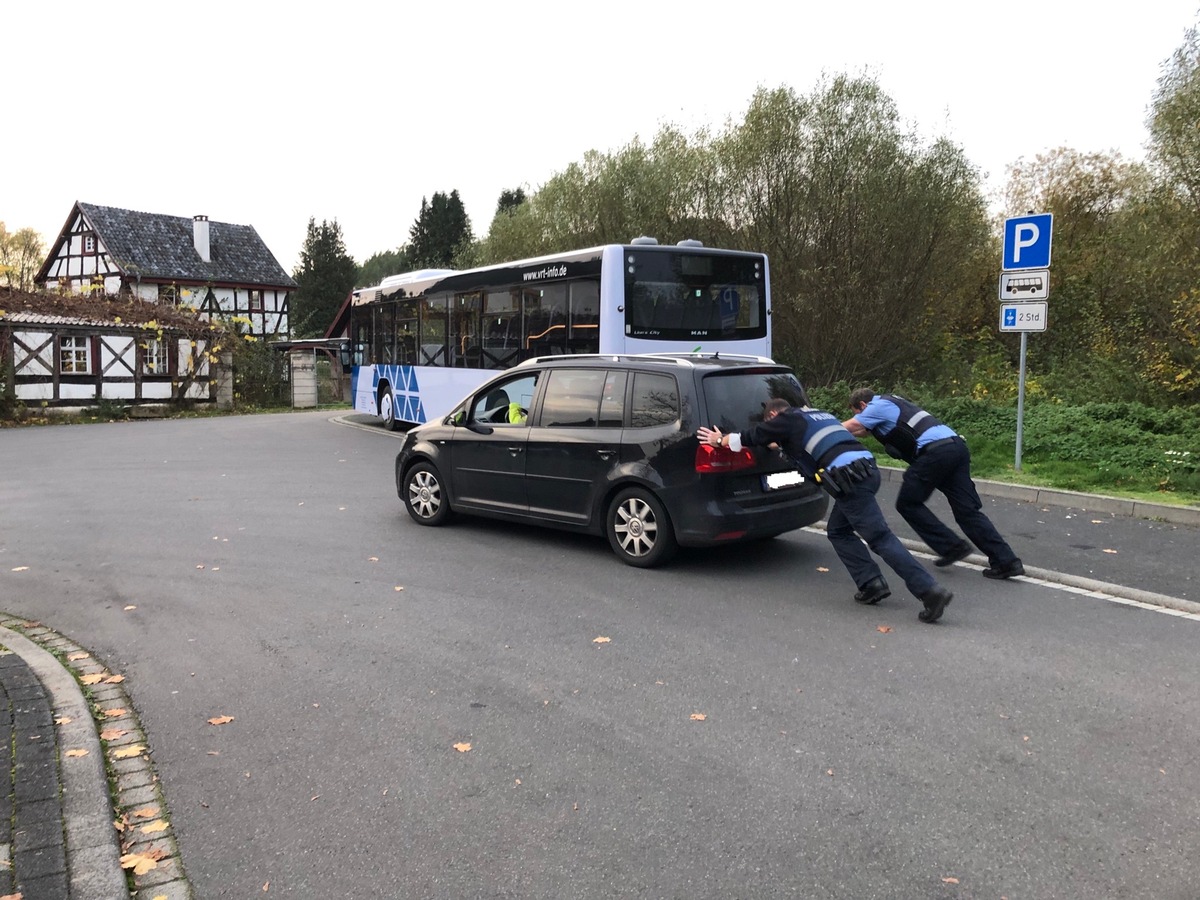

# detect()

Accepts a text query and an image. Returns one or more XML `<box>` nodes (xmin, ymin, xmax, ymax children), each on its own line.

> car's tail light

<box><xmin>695</xmin><ymin>443</ymin><xmax>757</xmax><ymax>473</ymax></box>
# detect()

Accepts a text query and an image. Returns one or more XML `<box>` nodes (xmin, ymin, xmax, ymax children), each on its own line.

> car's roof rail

<box><xmin>516</xmin><ymin>351</ymin><xmax>777</xmax><ymax>369</ymax></box>
<box><xmin>636</xmin><ymin>351</ymin><xmax>776</xmax><ymax>364</ymax></box>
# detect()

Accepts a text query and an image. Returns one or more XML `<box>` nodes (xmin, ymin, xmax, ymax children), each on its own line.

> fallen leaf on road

<box><xmin>65</xmin><ymin>749</ymin><xmax>89</xmax><ymax>758</ymax></box>
<box><xmin>368</xmin><ymin>556</ymin><xmax>379</xmax><ymax>562</ymax></box>
<box><xmin>394</xmin><ymin>586</ymin><xmax>404</xmax><ymax>592</ymax></box>
<box><xmin>81</xmin><ymin>674</ymin><xmax>105</xmax><ymax>685</ymax></box>
<box><xmin>124</xmin><ymin>605</ymin><xmax>136</xmax><ymax>611</ymax></box>
<box><xmin>132</xmin><ymin>806</ymin><xmax>159</xmax><ymax>818</ymax></box>
<box><xmin>100</xmin><ymin>728</ymin><xmax>128</xmax><ymax>740</ymax></box>
<box><xmin>453</xmin><ymin>742</ymin><xmax>472</xmax><ymax>752</ymax></box>
<box><xmin>817</xmin><ymin>567</ymin><xmax>829</xmax><ymax>572</ymax></box>
<box><xmin>208</xmin><ymin>715</ymin><xmax>234</xmax><ymax>726</ymax></box>
<box><xmin>1091</xmin><ymin>519</ymin><xmax>1106</xmax><ymax>524</ymax></box>
<box><xmin>112</xmin><ymin>745</ymin><xmax>146</xmax><ymax>760</ymax></box>
<box><xmin>68</xmin><ymin>652</ymin><xmax>90</xmax><ymax>661</ymax></box>
<box><xmin>55</xmin><ymin>716</ymin><xmax>73</xmax><ymax>725</ymax></box>
<box><xmin>690</xmin><ymin>713</ymin><xmax>707</xmax><ymax>721</ymax></box>
<box><xmin>103</xmin><ymin>708</ymin><xmax>128</xmax><ymax>718</ymax></box>
<box><xmin>1103</xmin><ymin>549</ymin><xmax>1118</xmax><ymax>554</ymax></box>
<box><xmin>593</xmin><ymin>636</ymin><xmax>611</xmax><ymax>644</ymax></box>
<box><xmin>120</xmin><ymin>852</ymin><xmax>158</xmax><ymax>875</ymax></box>
<box><xmin>140</xmin><ymin>820</ymin><xmax>170</xmax><ymax>835</ymax></box>
<box><xmin>942</xmin><ymin>876</ymin><xmax>960</xmax><ymax>884</ymax></box>
<box><xmin>11</xmin><ymin>566</ymin><xmax>28</xmax><ymax>572</ymax></box>
<box><xmin>876</xmin><ymin>625</ymin><xmax>893</xmax><ymax>633</ymax></box>
<box><xmin>104</xmin><ymin>674</ymin><xmax>126</xmax><ymax>684</ymax></box>
<box><xmin>826</xmin><ymin>769</ymin><xmax>834</xmax><ymax>777</ymax></box>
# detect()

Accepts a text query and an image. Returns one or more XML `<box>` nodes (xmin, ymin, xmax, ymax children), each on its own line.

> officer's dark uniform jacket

<box><xmin>864</xmin><ymin>394</ymin><xmax>950</xmax><ymax>464</ymax></box>
<box><xmin>740</xmin><ymin>408</ymin><xmax>873</xmax><ymax>492</ymax></box>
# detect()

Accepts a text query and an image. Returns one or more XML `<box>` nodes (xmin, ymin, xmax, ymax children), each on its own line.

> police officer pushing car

<box><xmin>697</xmin><ymin>399</ymin><xmax>954</xmax><ymax>624</ymax></box>
<box><xmin>843</xmin><ymin>388</ymin><xmax>1024</xmax><ymax>580</ymax></box>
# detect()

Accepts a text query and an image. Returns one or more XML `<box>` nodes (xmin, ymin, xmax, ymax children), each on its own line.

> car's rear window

<box><xmin>701</xmin><ymin>370</ymin><xmax>809</xmax><ymax>432</ymax></box>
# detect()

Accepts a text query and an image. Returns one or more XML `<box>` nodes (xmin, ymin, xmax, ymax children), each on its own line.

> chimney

<box><xmin>193</xmin><ymin>215</ymin><xmax>211</xmax><ymax>262</ymax></box>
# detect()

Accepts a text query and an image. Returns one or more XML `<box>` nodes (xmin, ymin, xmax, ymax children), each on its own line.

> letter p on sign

<box><xmin>1003</xmin><ymin>213</ymin><xmax>1053</xmax><ymax>271</ymax></box>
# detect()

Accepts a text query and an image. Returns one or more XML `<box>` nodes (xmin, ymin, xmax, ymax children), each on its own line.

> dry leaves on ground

<box><xmin>208</xmin><ymin>715</ymin><xmax>234</xmax><ymax>726</ymax></box>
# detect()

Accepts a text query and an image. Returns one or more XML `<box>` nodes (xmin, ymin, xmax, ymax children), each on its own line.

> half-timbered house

<box><xmin>1</xmin><ymin>288</ymin><xmax>227</xmax><ymax>409</ymax></box>
<box><xmin>35</xmin><ymin>201</ymin><xmax>296</xmax><ymax>339</ymax></box>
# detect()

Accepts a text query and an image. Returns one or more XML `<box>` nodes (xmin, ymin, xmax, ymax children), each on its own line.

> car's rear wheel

<box><xmin>380</xmin><ymin>389</ymin><xmax>399</xmax><ymax>431</ymax></box>
<box><xmin>403</xmin><ymin>462</ymin><xmax>451</xmax><ymax>525</ymax></box>
<box><xmin>606</xmin><ymin>487</ymin><xmax>677</xmax><ymax>568</ymax></box>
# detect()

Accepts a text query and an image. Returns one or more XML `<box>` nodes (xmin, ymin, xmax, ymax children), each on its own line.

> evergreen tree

<box><xmin>408</xmin><ymin>191</ymin><xmax>472</xmax><ymax>268</ymax></box>
<box><xmin>496</xmin><ymin>188</ymin><xmax>526</xmax><ymax>217</ymax></box>
<box><xmin>291</xmin><ymin>218</ymin><xmax>358</xmax><ymax>337</ymax></box>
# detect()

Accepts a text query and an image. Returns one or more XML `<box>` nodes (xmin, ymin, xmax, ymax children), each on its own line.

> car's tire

<box><xmin>403</xmin><ymin>461</ymin><xmax>451</xmax><ymax>526</ymax></box>
<box><xmin>606</xmin><ymin>487</ymin><xmax>677</xmax><ymax>568</ymax></box>
<box><xmin>380</xmin><ymin>389</ymin><xmax>399</xmax><ymax>432</ymax></box>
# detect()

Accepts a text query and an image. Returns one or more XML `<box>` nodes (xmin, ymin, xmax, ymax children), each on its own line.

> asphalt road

<box><xmin>2</xmin><ymin>412</ymin><xmax>1198</xmax><ymax>899</ymax></box>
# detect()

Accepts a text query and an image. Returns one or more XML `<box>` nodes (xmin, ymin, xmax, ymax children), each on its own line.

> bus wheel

<box><xmin>380</xmin><ymin>390</ymin><xmax>399</xmax><ymax>431</ymax></box>
<box><xmin>403</xmin><ymin>462</ymin><xmax>451</xmax><ymax>525</ymax></box>
<box><xmin>606</xmin><ymin>487</ymin><xmax>677</xmax><ymax>568</ymax></box>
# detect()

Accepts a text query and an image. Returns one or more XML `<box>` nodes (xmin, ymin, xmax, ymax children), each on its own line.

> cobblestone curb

<box><xmin>0</xmin><ymin>617</ymin><xmax>193</xmax><ymax>899</ymax></box>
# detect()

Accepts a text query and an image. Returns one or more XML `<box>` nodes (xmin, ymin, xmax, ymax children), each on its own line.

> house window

<box><xmin>158</xmin><ymin>284</ymin><xmax>178</xmax><ymax>305</ymax></box>
<box><xmin>142</xmin><ymin>338</ymin><xmax>169</xmax><ymax>375</ymax></box>
<box><xmin>249</xmin><ymin>290</ymin><xmax>263</xmax><ymax>312</ymax></box>
<box><xmin>83</xmin><ymin>233</ymin><xmax>96</xmax><ymax>253</ymax></box>
<box><xmin>60</xmin><ymin>336</ymin><xmax>91</xmax><ymax>373</ymax></box>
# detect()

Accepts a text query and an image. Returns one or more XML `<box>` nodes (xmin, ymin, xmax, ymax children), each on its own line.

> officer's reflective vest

<box><xmin>867</xmin><ymin>395</ymin><xmax>944</xmax><ymax>464</ymax></box>
<box><xmin>793</xmin><ymin>409</ymin><xmax>864</xmax><ymax>469</ymax></box>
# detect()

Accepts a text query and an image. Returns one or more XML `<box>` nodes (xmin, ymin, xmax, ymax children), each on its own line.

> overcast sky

<box><xmin>6</xmin><ymin>1</ymin><xmax>1197</xmax><ymax>274</ymax></box>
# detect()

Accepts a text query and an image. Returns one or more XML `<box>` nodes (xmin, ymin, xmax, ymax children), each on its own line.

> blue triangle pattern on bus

<box><xmin>396</xmin><ymin>366</ymin><xmax>424</xmax><ymax>423</ymax></box>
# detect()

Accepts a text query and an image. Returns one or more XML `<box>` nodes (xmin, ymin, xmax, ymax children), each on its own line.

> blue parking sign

<box><xmin>1003</xmin><ymin>213</ymin><xmax>1053</xmax><ymax>271</ymax></box>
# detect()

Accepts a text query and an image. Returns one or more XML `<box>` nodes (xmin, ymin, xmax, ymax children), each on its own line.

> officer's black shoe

<box><xmin>918</xmin><ymin>587</ymin><xmax>953</xmax><ymax>623</ymax></box>
<box><xmin>934</xmin><ymin>542</ymin><xmax>972</xmax><ymax>568</ymax></box>
<box><xmin>983</xmin><ymin>558</ymin><xmax>1025</xmax><ymax>580</ymax></box>
<box><xmin>854</xmin><ymin>576</ymin><xmax>891</xmax><ymax>605</ymax></box>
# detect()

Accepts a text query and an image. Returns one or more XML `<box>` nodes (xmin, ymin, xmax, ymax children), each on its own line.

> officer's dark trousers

<box><xmin>826</xmin><ymin>462</ymin><xmax>937</xmax><ymax>598</ymax></box>
<box><xmin>897</xmin><ymin>438</ymin><xmax>1019</xmax><ymax>566</ymax></box>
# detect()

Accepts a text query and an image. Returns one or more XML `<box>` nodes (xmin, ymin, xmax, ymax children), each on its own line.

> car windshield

<box><xmin>702</xmin><ymin>370</ymin><xmax>808</xmax><ymax>433</ymax></box>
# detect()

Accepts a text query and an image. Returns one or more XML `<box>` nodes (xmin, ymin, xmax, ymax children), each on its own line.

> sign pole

<box><xmin>1015</xmin><ymin>332</ymin><xmax>1027</xmax><ymax>471</ymax></box>
<box><xmin>1001</xmin><ymin>212</ymin><xmax>1052</xmax><ymax>475</ymax></box>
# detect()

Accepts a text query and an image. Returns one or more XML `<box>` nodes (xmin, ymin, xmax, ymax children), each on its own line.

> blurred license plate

<box><xmin>763</xmin><ymin>471</ymin><xmax>804</xmax><ymax>490</ymax></box>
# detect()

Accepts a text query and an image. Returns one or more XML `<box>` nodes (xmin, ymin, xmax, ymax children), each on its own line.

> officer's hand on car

<box><xmin>696</xmin><ymin>426</ymin><xmax>722</xmax><ymax>447</ymax></box>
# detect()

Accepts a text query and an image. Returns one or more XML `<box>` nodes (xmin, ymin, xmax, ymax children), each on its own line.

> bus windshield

<box><xmin>625</xmin><ymin>249</ymin><xmax>765</xmax><ymax>342</ymax></box>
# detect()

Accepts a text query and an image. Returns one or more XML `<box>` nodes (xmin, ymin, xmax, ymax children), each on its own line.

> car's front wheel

<box><xmin>403</xmin><ymin>461</ymin><xmax>451</xmax><ymax>525</ymax></box>
<box><xmin>606</xmin><ymin>487</ymin><xmax>677</xmax><ymax>568</ymax></box>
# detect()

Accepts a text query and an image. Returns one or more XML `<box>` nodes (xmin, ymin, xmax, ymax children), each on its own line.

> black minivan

<box><xmin>394</xmin><ymin>353</ymin><xmax>828</xmax><ymax>567</ymax></box>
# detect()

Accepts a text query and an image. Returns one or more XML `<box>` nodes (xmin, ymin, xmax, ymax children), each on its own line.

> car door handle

<box><xmin>508</xmin><ymin>446</ymin><xmax>524</xmax><ymax>456</ymax></box>
<box><xmin>597</xmin><ymin>450</ymin><xmax>615</xmax><ymax>460</ymax></box>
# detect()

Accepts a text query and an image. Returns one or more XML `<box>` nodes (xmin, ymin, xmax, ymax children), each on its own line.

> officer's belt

<box><xmin>918</xmin><ymin>436</ymin><xmax>961</xmax><ymax>456</ymax></box>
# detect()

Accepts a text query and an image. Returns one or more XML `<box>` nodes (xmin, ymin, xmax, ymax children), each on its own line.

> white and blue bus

<box><xmin>348</xmin><ymin>237</ymin><xmax>772</xmax><ymax>428</ymax></box>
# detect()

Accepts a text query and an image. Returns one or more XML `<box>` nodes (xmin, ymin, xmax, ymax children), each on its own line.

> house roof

<box><xmin>63</xmin><ymin>202</ymin><xmax>297</xmax><ymax>289</ymax></box>
<box><xmin>1</xmin><ymin>287</ymin><xmax>216</xmax><ymax>332</ymax></box>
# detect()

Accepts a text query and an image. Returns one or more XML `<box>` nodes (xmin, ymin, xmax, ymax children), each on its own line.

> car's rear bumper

<box><xmin>671</xmin><ymin>487</ymin><xmax>828</xmax><ymax>546</ymax></box>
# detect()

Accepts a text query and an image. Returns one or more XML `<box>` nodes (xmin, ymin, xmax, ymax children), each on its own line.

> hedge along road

<box><xmin>1</xmin><ymin>410</ymin><xmax>1198</xmax><ymax>898</ymax></box>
